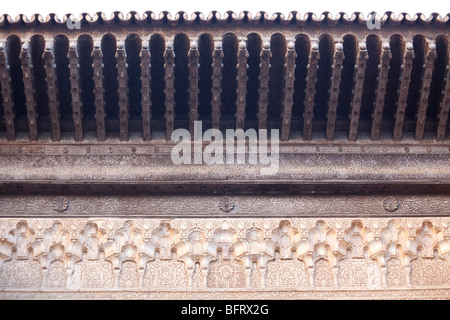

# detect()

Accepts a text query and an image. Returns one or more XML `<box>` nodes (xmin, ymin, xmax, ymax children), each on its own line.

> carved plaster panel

<box><xmin>0</xmin><ymin>217</ymin><xmax>448</xmax><ymax>299</ymax></box>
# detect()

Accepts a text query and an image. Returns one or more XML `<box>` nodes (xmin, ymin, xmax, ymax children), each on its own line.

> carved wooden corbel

<box><xmin>20</xmin><ymin>42</ymin><xmax>38</xmax><ymax>141</ymax></box>
<box><xmin>164</xmin><ymin>40</ymin><xmax>175</xmax><ymax>140</ymax></box>
<box><xmin>415</xmin><ymin>41</ymin><xmax>437</xmax><ymax>141</ymax></box>
<box><xmin>348</xmin><ymin>42</ymin><xmax>368</xmax><ymax>141</ymax></box>
<box><xmin>281</xmin><ymin>40</ymin><xmax>296</xmax><ymax>141</ymax></box>
<box><xmin>436</xmin><ymin>52</ymin><xmax>450</xmax><ymax>142</ymax></box>
<box><xmin>257</xmin><ymin>41</ymin><xmax>271</xmax><ymax>131</ymax></box>
<box><xmin>140</xmin><ymin>42</ymin><xmax>152</xmax><ymax>141</ymax></box>
<box><xmin>116</xmin><ymin>40</ymin><xmax>129</xmax><ymax>141</ymax></box>
<box><xmin>210</xmin><ymin>41</ymin><xmax>223</xmax><ymax>130</ymax></box>
<box><xmin>235</xmin><ymin>40</ymin><xmax>248</xmax><ymax>130</ymax></box>
<box><xmin>68</xmin><ymin>41</ymin><xmax>83</xmax><ymax>141</ymax></box>
<box><xmin>303</xmin><ymin>41</ymin><xmax>319</xmax><ymax>141</ymax></box>
<box><xmin>92</xmin><ymin>41</ymin><xmax>106</xmax><ymax>141</ymax></box>
<box><xmin>393</xmin><ymin>42</ymin><xmax>415</xmax><ymax>141</ymax></box>
<box><xmin>188</xmin><ymin>40</ymin><xmax>199</xmax><ymax>135</ymax></box>
<box><xmin>370</xmin><ymin>41</ymin><xmax>391</xmax><ymax>141</ymax></box>
<box><xmin>325</xmin><ymin>42</ymin><xmax>344</xmax><ymax>141</ymax></box>
<box><xmin>43</xmin><ymin>41</ymin><xmax>61</xmax><ymax>141</ymax></box>
<box><xmin>0</xmin><ymin>41</ymin><xmax>16</xmax><ymax>140</ymax></box>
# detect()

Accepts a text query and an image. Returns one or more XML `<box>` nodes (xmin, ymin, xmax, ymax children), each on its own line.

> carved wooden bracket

<box><xmin>188</xmin><ymin>41</ymin><xmax>199</xmax><ymax>135</ymax></box>
<box><xmin>415</xmin><ymin>42</ymin><xmax>437</xmax><ymax>141</ymax></box>
<box><xmin>0</xmin><ymin>42</ymin><xmax>16</xmax><ymax>141</ymax></box>
<box><xmin>43</xmin><ymin>42</ymin><xmax>61</xmax><ymax>141</ymax></box>
<box><xmin>436</xmin><ymin>52</ymin><xmax>450</xmax><ymax>142</ymax></box>
<box><xmin>393</xmin><ymin>42</ymin><xmax>415</xmax><ymax>141</ymax></box>
<box><xmin>92</xmin><ymin>42</ymin><xmax>106</xmax><ymax>141</ymax></box>
<box><xmin>257</xmin><ymin>41</ymin><xmax>271</xmax><ymax>131</ymax></box>
<box><xmin>140</xmin><ymin>42</ymin><xmax>152</xmax><ymax>141</ymax></box>
<box><xmin>68</xmin><ymin>41</ymin><xmax>83</xmax><ymax>141</ymax></box>
<box><xmin>371</xmin><ymin>42</ymin><xmax>391</xmax><ymax>141</ymax></box>
<box><xmin>164</xmin><ymin>41</ymin><xmax>175</xmax><ymax>140</ymax></box>
<box><xmin>325</xmin><ymin>42</ymin><xmax>344</xmax><ymax>141</ymax></box>
<box><xmin>303</xmin><ymin>42</ymin><xmax>319</xmax><ymax>141</ymax></box>
<box><xmin>281</xmin><ymin>41</ymin><xmax>296</xmax><ymax>141</ymax></box>
<box><xmin>210</xmin><ymin>41</ymin><xmax>223</xmax><ymax>130</ymax></box>
<box><xmin>235</xmin><ymin>40</ymin><xmax>248</xmax><ymax>130</ymax></box>
<box><xmin>116</xmin><ymin>40</ymin><xmax>129</xmax><ymax>141</ymax></box>
<box><xmin>20</xmin><ymin>43</ymin><xmax>38</xmax><ymax>141</ymax></box>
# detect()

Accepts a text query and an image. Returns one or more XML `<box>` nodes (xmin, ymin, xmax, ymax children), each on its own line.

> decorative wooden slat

<box><xmin>303</xmin><ymin>42</ymin><xmax>319</xmax><ymax>141</ymax></box>
<box><xmin>257</xmin><ymin>41</ymin><xmax>271</xmax><ymax>130</ymax></box>
<box><xmin>188</xmin><ymin>41</ymin><xmax>199</xmax><ymax>135</ymax></box>
<box><xmin>20</xmin><ymin>42</ymin><xmax>38</xmax><ymax>141</ymax></box>
<box><xmin>348</xmin><ymin>43</ymin><xmax>368</xmax><ymax>141</ymax></box>
<box><xmin>325</xmin><ymin>42</ymin><xmax>344</xmax><ymax>141</ymax></box>
<box><xmin>211</xmin><ymin>41</ymin><xmax>223</xmax><ymax>130</ymax></box>
<box><xmin>280</xmin><ymin>41</ymin><xmax>296</xmax><ymax>141</ymax></box>
<box><xmin>0</xmin><ymin>42</ymin><xmax>16</xmax><ymax>140</ymax></box>
<box><xmin>235</xmin><ymin>40</ymin><xmax>248</xmax><ymax>130</ymax></box>
<box><xmin>392</xmin><ymin>42</ymin><xmax>415</xmax><ymax>141</ymax></box>
<box><xmin>164</xmin><ymin>41</ymin><xmax>175</xmax><ymax>140</ymax></box>
<box><xmin>92</xmin><ymin>41</ymin><xmax>106</xmax><ymax>141</ymax></box>
<box><xmin>415</xmin><ymin>42</ymin><xmax>437</xmax><ymax>141</ymax></box>
<box><xmin>68</xmin><ymin>41</ymin><xmax>83</xmax><ymax>141</ymax></box>
<box><xmin>370</xmin><ymin>42</ymin><xmax>391</xmax><ymax>141</ymax></box>
<box><xmin>436</xmin><ymin>53</ymin><xmax>450</xmax><ymax>141</ymax></box>
<box><xmin>116</xmin><ymin>40</ymin><xmax>129</xmax><ymax>141</ymax></box>
<box><xmin>43</xmin><ymin>41</ymin><xmax>61</xmax><ymax>141</ymax></box>
<box><xmin>140</xmin><ymin>42</ymin><xmax>151</xmax><ymax>141</ymax></box>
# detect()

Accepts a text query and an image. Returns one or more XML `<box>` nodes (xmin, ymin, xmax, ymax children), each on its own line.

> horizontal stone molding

<box><xmin>2</xmin><ymin>141</ymin><xmax>450</xmax><ymax>156</ymax></box>
<box><xmin>0</xmin><ymin>153</ymin><xmax>449</xmax><ymax>183</ymax></box>
<box><xmin>0</xmin><ymin>288</ymin><xmax>449</xmax><ymax>300</ymax></box>
<box><xmin>0</xmin><ymin>194</ymin><xmax>449</xmax><ymax>217</ymax></box>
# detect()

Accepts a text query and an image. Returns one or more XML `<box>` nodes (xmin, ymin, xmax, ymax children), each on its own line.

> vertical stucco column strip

<box><xmin>257</xmin><ymin>41</ymin><xmax>270</xmax><ymax>130</ymax></box>
<box><xmin>348</xmin><ymin>43</ymin><xmax>368</xmax><ymax>141</ymax></box>
<box><xmin>370</xmin><ymin>42</ymin><xmax>391</xmax><ymax>141</ymax></box>
<box><xmin>303</xmin><ymin>42</ymin><xmax>319</xmax><ymax>141</ymax></box>
<box><xmin>68</xmin><ymin>41</ymin><xmax>83</xmax><ymax>141</ymax></box>
<box><xmin>436</xmin><ymin>52</ymin><xmax>450</xmax><ymax>141</ymax></box>
<box><xmin>164</xmin><ymin>40</ymin><xmax>175</xmax><ymax>140</ymax></box>
<box><xmin>20</xmin><ymin>42</ymin><xmax>38</xmax><ymax>141</ymax></box>
<box><xmin>188</xmin><ymin>41</ymin><xmax>199</xmax><ymax>135</ymax></box>
<box><xmin>393</xmin><ymin>42</ymin><xmax>414</xmax><ymax>141</ymax></box>
<box><xmin>116</xmin><ymin>40</ymin><xmax>129</xmax><ymax>141</ymax></box>
<box><xmin>415</xmin><ymin>42</ymin><xmax>437</xmax><ymax>141</ymax></box>
<box><xmin>92</xmin><ymin>41</ymin><xmax>106</xmax><ymax>141</ymax></box>
<box><xmin>140</xmin><ymin>41</ymin><xmax>151</xmax><ymax>141</ymax></box>
<box><xmin>211</xmin><ymin>41</ymin><xmax>223</xmax><ymax>130</ymax></box>
<box><xmin>43</xmin><ymin>41</ymin><xmax>61</xmax><ymax>141</ymax></box>
<box><xmin>0</xmin><ymin>42</ymin><xmax>16</xmax><ymax>140</ymax></box>
<box><xmin>235</xmin><ymin>40</ymin><xmax>248</xmax><ymax>130</ymax></box>
<box><xmin>281</xmin><ymin>41</ymin><xmax>296</xmax><ymax>141</ymax></box>
<box><xmin>325</xmin><ymin>42</ymin><xmax>344</xmax><ymax>141</ymax></box>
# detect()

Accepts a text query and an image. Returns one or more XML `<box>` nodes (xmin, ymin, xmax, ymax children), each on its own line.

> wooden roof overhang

<box><xmin>0</xmin><ymin>11</ymin><xmax>449</xmax><ymax>217</ymax></box>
